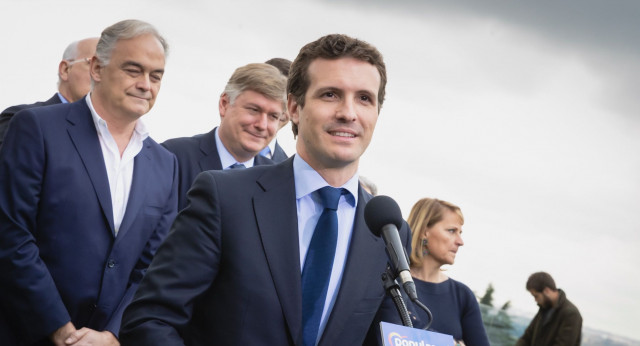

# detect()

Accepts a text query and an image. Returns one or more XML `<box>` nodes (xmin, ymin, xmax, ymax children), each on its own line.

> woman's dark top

<box><xmin>410</xmin><ymin>277</ymin><xmax>490</xmax><ymax>346</ymax></box>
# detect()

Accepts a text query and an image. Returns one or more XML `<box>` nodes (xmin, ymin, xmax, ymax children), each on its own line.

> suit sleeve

<box><xmin>0</xmin><ymin>110</ymin><xmax>71</xmax><ymax>342</ymax></box>
<box><xmin>104</xmin><ymin>154</ymin><xmax>180</xmax><ymax>335</ymax></box>
<box><xmin>119</xmin><ymin>171</ymin><xmax>224</xmax><ymax>345</ymax></box>
<box><xmin>0</xmin><ymin>111</ymin><xmax>13</xmax><ymax>147</ymax></box>
<box><xmin>160</xmin><ymin>140</ymin><xmax>188</xmax><ymax>211</ymax></box>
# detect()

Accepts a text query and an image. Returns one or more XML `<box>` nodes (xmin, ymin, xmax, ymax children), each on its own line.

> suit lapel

<box><xmin>253</xmin><ymin>158</ymin><xmax>303</xmax><ymax>343</ymax></box>
<box><xmin>198</xmin><ymin>127</ymin><xmax>223</xmax><ymax>171</ymax></box>
<box><xmin>116</xmin><ymin>140</ymin><xmax>151</xmax><ymax>239</ymax></box>
<box><xmin>319</xmin><ymin>189</ymin><xmax>385</xmax><ymax>345</ymax></box>
<box><xmin>66</xmin><ymin>101</ymin><xmax>115</xmax><ymax>233</ymax></box>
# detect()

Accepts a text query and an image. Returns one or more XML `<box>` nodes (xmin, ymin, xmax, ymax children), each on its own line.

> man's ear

<box><xmin>89</xmin><ymin>56</ymin><xmax>102</xmax><ymax>83</ymax></box>
<box><xmin>58</xmin><ymin>60</ymin><xmax>70</xmax><ymax>82</ymax></box>
<box><xmin>288</xmin><ymin>94</ymin><xmax>299</xmax><ymax>126</ymax></box>
<box><xmin>219</xmin><ymin>93</ymin><xmax>230</xmax><ymax>120</ymax></box>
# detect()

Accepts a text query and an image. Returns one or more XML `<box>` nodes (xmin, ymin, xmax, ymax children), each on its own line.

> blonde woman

<box><xmin>407</xmin><ymin>198</ymin><xmax>489</xmax><ymax>346</ymax></box>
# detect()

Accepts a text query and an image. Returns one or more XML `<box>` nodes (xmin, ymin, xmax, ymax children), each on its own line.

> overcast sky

<box><xmin>1</xmin><ymin>0</ymin><xmax>639</xmax><ymax>341</ymax></box>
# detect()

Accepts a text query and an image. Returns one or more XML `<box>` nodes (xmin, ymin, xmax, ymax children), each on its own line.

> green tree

<box><xmin>479</xmin><ymin>285</ymin><xmax>517</xmax><ymax>346</ymax></box>
<box><xmin>479</xmin><ymin>283</ymin><xmax>494</xmax><ymax>307</ymax></box>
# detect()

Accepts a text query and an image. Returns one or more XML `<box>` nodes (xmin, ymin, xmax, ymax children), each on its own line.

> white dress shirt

<box><xmin>86</xmin><ymin>94</ymin><xmax>148</xmax><ymax>235</ymax></box>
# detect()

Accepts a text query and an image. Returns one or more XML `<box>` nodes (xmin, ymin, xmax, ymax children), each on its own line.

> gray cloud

<box><xmin>325</xmin><ymin>0</ymin><xmax>640</xmax><ymax>117</ymax></box>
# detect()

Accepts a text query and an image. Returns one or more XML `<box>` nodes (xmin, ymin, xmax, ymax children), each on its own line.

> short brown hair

<box><xmin>288</xmin><ymin>34</ymin><xmax>387</xmax><ymax>136</ymax></box>
<box><xmin>407</xmin><ymin>198</ymin><xmax>464</xmax><ymax>268</ymax></box>
<box><xmin>526</xmin><ymin>272</ymin><xmax>557</xmax><ymax>292</ymax></box>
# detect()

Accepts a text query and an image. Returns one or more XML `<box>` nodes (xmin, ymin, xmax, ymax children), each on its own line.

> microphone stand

<box><xmin>381</xmin><ymin>265</ymin><xmax>412</xmax><ymax>328</ymax></box>
<box><xmin>381</xmin><ymin>265</ymin><xmax>435</xmax><ymax>331</ymax></box>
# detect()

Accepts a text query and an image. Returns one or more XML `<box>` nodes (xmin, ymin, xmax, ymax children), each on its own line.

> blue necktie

<box><xmin>228</xmin><ymin>163</ymin><xmax>246</xmax><ymax>170</ymax></box>
<box><xmin>301</xmin><ymin>186</ymin><xmax>343</xmax><ymax>346</ymax></box>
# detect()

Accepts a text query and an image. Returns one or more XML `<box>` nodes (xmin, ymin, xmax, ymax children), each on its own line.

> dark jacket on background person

<box><xmin>0</xmin><ymin>93</ymin><xmax>62</xmax><ymax>147</ymax></box>
<box><xmin>516</xmin><ymin>289</ymin><xmax>582</xmax><ymax>346</ymax></box>
<box><xmin>270</xmin><ymin>140</ymin><xmax>288</xmax><ymax>163</ymax></box>
<box><xmin>162</xmin><ymin>127</ymin><xmax>274</xmax><ymax>210</ymax></box>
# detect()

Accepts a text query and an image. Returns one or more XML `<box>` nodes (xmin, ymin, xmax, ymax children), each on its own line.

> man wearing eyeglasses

<box><xmin>0</xmin><ymin>37</ymin><xmax>98</xmax><ymax>147</ymax></box>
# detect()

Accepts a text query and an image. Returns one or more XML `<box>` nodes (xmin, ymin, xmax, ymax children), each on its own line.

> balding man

<box><xmin>0</xmin><ymin>37</ymin><xmax>98</xmax><ymax>146</ymax></box>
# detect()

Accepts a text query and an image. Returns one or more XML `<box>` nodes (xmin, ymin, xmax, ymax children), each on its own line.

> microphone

<box><xmin>364</xmin><ymin>195</ymin><xmax>418</xmax><ymax>301</ymax></box>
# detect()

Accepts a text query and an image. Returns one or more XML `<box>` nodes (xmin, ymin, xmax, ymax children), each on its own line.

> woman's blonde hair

<box><xmin>407</xmin><ymin>198</ymin><xmax>463</xmax><ymax>268</ymax></box>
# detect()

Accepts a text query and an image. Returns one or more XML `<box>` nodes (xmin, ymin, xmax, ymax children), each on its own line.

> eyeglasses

<box><xmin>67</xmin><ymin>57</ymin><xmax>91</xmax><ymax>66</ymax></box>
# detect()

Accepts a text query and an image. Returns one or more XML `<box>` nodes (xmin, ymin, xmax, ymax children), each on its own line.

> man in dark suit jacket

<box><xmin>0</xmin><ymin>37</ymin><xmax>98</xmax><ymax>147</ymax></box>
<box><xmin>121</xmin><ymin>34</ymin><xmax>409</xmax><ymax>345</ymax></box>
<box><xmin>162</xmin><ymin>63</ymin><xmax>287</xmax><ymax>210</ymax></box>
<box><xmin>0</xmin><ymin>20</ymin><xmax>176</xmax><ymax>346</ymax></box>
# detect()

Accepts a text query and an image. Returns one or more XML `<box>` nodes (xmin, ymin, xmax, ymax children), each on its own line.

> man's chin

<box><xmin>238</xmin><ymin>147</ymin><xmax>262</xmax><ymax>159</ymax></box>
<box><xmin>124</xmin><ymin>104</ymin><xmax>151</xmax><ymax>118</ymax></box>
<box><xmin>243</xmin><ymin>140</ymin><xmax>268</xmax><ymax>152</ymax></box>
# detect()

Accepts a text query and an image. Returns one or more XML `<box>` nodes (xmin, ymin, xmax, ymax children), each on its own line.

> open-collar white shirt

<box><xmin>85</xmin><ymin>94</ymin><xmax>148</xmax><ymax>235</ymax></box>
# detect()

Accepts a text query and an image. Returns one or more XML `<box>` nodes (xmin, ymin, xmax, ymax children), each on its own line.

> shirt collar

<box><xmin>214</xmin><ymin>127</ymin><xmax>254</xmax><ymax>169</ymax></box>
<box><xmin>85</xmin><ymin>93</ymin><xmax>149</xmax><ymax>141</ymax></box>
<box><xmin>267</xmin><ymin>137</ymin><xmax>277</xmax><ymax>156</ymax></box>
<box><xmin>293</xmin><ymin>154</ymin><xmax>358</xmax><ymax>206</ymax></box>
<box><xmin>57</xmin><ymin>92</ymin><xmax>69</xmax><ymax>104</ymax></box>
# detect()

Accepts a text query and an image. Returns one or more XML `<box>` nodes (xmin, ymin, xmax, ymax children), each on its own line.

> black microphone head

<box><xmin>364</xmin><ymin>195</ymin><xmax>403</xmax><ymax>237</ymax></box>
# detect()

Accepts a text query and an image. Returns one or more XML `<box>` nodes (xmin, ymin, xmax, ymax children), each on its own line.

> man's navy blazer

<box><xmin>0</xmin><ymin>99</ymin><xmax>178</xmax><ymax>344</ymax></box>
<box><xmin>162</xmin><ymin>127</ymin><xmax>274</xmax><ymax>210</ymax></box>
<box><xmin>0</xmin><ymin>93</ymin><xmax>61</xmax><ymax>147</ymax></box>
<box><xmin>120</xmin><ymin>158</ymin><xmax>411</xmax><ymax>345</ymax></box>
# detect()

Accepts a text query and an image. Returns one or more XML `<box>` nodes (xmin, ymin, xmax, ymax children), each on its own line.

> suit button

<box><xmin>107</xmin><ymin>259</ymin><xmax>116</xmax><ymax>268</ymax></box>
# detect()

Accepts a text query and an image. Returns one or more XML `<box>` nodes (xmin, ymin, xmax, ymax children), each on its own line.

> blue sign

<box><xmin>380</xmin><ymin>321</ymin><xmax>454</xmax><ymax>346</ymax></box>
